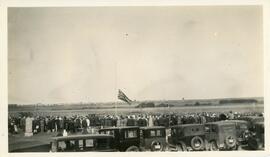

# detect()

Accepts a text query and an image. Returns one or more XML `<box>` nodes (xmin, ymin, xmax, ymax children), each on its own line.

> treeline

<box><xmin>135</xmin><ymin>102</ymin><xmax>174</xmax><ymax>108</ymax></box>
<box><xmin>184</xmin><ymin>102</ymin><xmax>213</xmax><ymax>107</ymax></box>
<box><xmin>219</xmin><ymin>99</ymin><xmax>258</xmax><ymax>104</ymax></box>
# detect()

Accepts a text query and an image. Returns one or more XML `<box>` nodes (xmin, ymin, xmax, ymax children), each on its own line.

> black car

<box><xmin>247</xmin><ymin>122</ymin><xmax>264</xmax><ymax>150</ymax></box>
<box><xmin>219</xmin><ymin>120</ymin><xmax>250</xmax><ymax>145</ymax></box>
<box><xmin>169</xmin><ymin>124</ymin><xmax>206</xmax><ymax>151</ymax></box>
<box><xmin>50</xmin><ymin>134</ymin><xmax>116</xmax><ymax>152</ymax></box>
<box><xmin>139</xmin><ymin>126</ymin><xmax>166</xmax><ymax>151</ymax></box>
<box><xmin>205</xmin><ymin>121</ymin><xmax>238</xmax><ymax>151</ymax></box>
<box><xmin>99</xmin><ymin>126</ymin><xmax>140</xmax><ymax>151</ymax></box>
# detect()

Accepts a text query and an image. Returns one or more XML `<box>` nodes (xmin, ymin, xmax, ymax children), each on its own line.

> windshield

<box><xmin>55</xmin><ymin>138</ymin><xmax>112</xmax><ymax>151</ymax></box>
<box><xmin>220</xmin><ymin>125</ymin><xmax>235</xmax><ymax>135</ymax></box>
<box><xmin>100</xmin><ymin>130</ymin><xmax>115</xmax><ymax>137</ymax></box>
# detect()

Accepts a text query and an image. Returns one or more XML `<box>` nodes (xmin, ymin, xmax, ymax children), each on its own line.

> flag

<box><xmin>118</xmin><ymin>89</ymin><xmax>132</xmax><ymax>104</ymax></box>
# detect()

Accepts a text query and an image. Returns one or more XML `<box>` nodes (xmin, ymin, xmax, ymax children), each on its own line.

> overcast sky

<box><xmin>8</xmin><ymin>6</ymin><xmax>263</xmax><ymax>104</ymax></box>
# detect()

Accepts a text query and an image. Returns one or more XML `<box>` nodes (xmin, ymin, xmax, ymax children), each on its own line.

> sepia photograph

<box><xmin>7</xmin><ymin>5</ymin><xmax>265</xmax><ymax>153</ymax></box>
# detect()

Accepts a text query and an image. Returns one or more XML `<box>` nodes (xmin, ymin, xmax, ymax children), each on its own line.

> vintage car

<box><xmin>50</xmin><ymin>134</ymin><xmax>116</xmax><ymax>152</ymax></box>
<box><xmin>98</xmin><ymin>126</ymin><xmax>140</xmax><ymax>151</ymax></box>
<box><xmin>219</xmin><ymin>120</ymin><xmax>250</xmax><ymax>145</ymax></box>
<box><xmin>247</xmin><ymin>122</ymin><xmax>264</xmax><ymax>150</ymax></box>
<box><xmin>238</xmin><ymin>116</ymin><xmax>264</xmax><ymax>130</ymax></box>
<box><xmin>205</xmin><ymin>121</ymin><xmax>238</xmax><ymax>151</ymax></box>
<box><xmin>168</xmin><ymin>124</ymin><xmax>206</xmax><ymax>151</ymax></box>
<box><xmin>139</xmin><ymin>126</ymin><xmax>166</xmax><ymax>151</ymax></box>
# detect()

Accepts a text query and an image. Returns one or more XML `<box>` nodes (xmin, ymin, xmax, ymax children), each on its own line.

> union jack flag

<box><xmin>118</xmin><ymin>89</ymin><xmax>132</xmax><ymax>105</ymax></box>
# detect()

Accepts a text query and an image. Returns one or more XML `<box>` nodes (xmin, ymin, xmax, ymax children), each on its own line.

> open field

<box><xmin>9</xmin><ymin>103</ymin><xmax>264</xmax><ymax>117</ymax></box>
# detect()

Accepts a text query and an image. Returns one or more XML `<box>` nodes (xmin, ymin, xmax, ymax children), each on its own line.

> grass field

<box><xmin>9</xmin><ymin>103</ymin><xmax>264</xmax><ymax>117</ymax></box>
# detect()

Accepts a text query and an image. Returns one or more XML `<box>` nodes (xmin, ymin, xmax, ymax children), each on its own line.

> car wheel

<box><xmin>248</xmin><ymin>138</ymin><xmax>262</xmax><ymax>150</ymax></box>
<box><xmin>225</xmin><ymin>136</ymin><xmax>236</xmax><ymax>148</ymax></box>
<box><xmin>210</xmin><ymin>141</ymin><xmax>219</xmax><ymax>151</ymax></box>
<box><xmin>126</xmin><ymin>146</ymin><xmax>140</xmax><ymax>152</ymax></box>
<box><xmin>242</xmin><ymin>131</ymin><xmax>251</xmax><ymax>143</ymax></box>
<box><xmin>232</xmin><ymin>144</ymin><xmax>238</xmax><ymax>150</ymax></box>
<box><xmin>191</xmin><ymin>136</ymin><xmax>204</xmax><ymax>151</ymax></box>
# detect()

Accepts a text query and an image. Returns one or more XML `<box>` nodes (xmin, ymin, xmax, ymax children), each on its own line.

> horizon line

<box><xmin>8</xmin><ymin>96</ymin><xmax>264</xmax><ymax>106</ymax></box>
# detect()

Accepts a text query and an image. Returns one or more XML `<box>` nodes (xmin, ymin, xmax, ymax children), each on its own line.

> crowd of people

<box><xmin>8</xmin><ymin>111</ymin><xmax>263</xmax><ymax>135</ymax></box>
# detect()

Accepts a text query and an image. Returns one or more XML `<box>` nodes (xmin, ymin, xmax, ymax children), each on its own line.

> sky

<box><xmin>8</xmin><ymin>6</ymin><xmax>263</xmax><ymax>104</ymax></box>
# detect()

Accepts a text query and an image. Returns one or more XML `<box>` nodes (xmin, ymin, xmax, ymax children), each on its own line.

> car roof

<box><xmin>241</xmin><ymin>116</ymin><xmax>264</xmax><ymax>120</ymax></box>
<box><xmin>171</xmin><ymin>124</ymin><xmax>204</xmax><ymax>128</ymax></box>
<box><xmin>254</xmin><ymin>121</ymin><xmax>264</xmax><ymax>126</ymax></box>
<box><xmin>219</xmin><ymin>120</ymin><xmax>248</xmax><ymax>123</ymax></box>
<box><xmin>140</xmin><ymin>126</ymin><xmax>166</xmax><ymax>130</ymax></box>
<box><xmin>51</xmin><ymin>134</ymin><xmax>114</xmax><ymax>141</ymax></box>
<box><xmin>99</xmin><ymin>126</ymin><xmax>139</xmax><ymax>130</ymax></box>
<box><xmin>206</xmin><ymin>121</ymin><xmax>236</xmax><ymax>126</ymax></box>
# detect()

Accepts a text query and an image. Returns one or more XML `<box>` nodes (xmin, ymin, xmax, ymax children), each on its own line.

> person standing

<box><xmin>40</xmin><ymin>118</ymin><xmax>45</xmax><ymax>133</ymax></box>
<box><xmin>86</xmin><ymin>117</ymin><xmax>90</xmax><ymax>128</ymax></box>
<box><xmin>148</xmin><ymin>115</ymin><xmax>154</xmax><ymax>127</ymax></box>
<box><xmin>20</xmin><ymin>116</ymin><xmax>26</xmax><ymax>132</ymax></box>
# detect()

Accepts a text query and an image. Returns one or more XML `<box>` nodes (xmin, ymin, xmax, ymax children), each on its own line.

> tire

<box><xmin>231</xmin><ymin>144</ymin><xmax>238</xmax><ymax>151</ymax></box>
<box><xmin>190</xmin><ymin>136</ymin><xmax>204</xmax><ymax>151</ymax></box>
<box><xmin>225</xmin><ymin>136</ymin><xmax>236</xmax><ymax>148</ymax></box>
<box><xmin>150</xmin><ymin>140</ymin><xmax>163</xmax><ymax>151</ymax></box>
<box><xmin>210</xmin><ymin>141</ymin><xmax>219</xmax><ymax>151</ymax></box>
<box><xmin>242</xmin><ymin>131</ymin><xmax>251</xmax><ymax>143</ymax></box>
<box><xmin>248</xmin><ymin>138</ymin><xmax>262</xmax><ymax>150</ymax></box>
<box><xmin>126</xmin><ymin>146</ymin><xmax>140</xmax><ymax>152</ymax></box>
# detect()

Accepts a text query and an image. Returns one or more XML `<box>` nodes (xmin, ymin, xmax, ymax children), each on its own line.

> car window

<box><xmin>157</xmin><ymin>130</ymin><xmax>161</xmax><ymax>136</ymax></box>
<box><xmin>107</xmin><ymin>131</ymin><xmax>115</xmax><ymax>136</ymax></box>
<box><xmin>191</xmin><ymin>127</ymin><xmax>200</xmax><ymax>132</ymax></box>
<box><xmin>70</xmin><ymin>140</ymin><xmax>75</xmax><ymax>146</ymax></box>
<box><xmin>150</xmin><ymin>130</ymin><xmax>156</xmax><ymax>136</ymax></box>
<box><xmin>101</xmin><ymin>130</ymin><xmax>115</xmax><ymax>137</ymax></box>
<box><xmin>221</xmin><ymin>125</ymin><xmax>234</xmax><ymax>132</ymax></box>
<box><xmin>85</xmin><ymin>139</ymin><xmax>94</xmax><ymax>148</ymax></box>
<box><xmin>211</xmin><ymin>126</ymin><xmax>217</xmax><ymax>132</ymax></box>
<box><xmin>239</xmin><ymin>124</ymin><xmax>248</xmax><ymax>129</ymax></box>
<box><xmin>63</xmin><ymin>140</ymin><xmax>76</xmax><ymax>151</ymax></box>
<box><xmin>79</xmin><ymin>140</ymin><xmax>84</xmax><ymax>150</ymax></box>
<box><xmin>125</xmin><ymin>130</ymin><xmax>138</xmax><ymax>138</ymax></box>
<box><xmin>256</xmin><ymin>125</ymin><xmax>264</xmax><ymax>133</ymax></box>
<box><xmin>96</xmin><ymin>138</ymin><xmax>109</xmax><ymax>148</ymax></box>
<box><xmin>205</xmin><ymin>126</ymin><xmax>210</xmax><ymax>132</ymax></box>
<box><xmin>149</xmin><ymin>130</ymin><xmax>162</xmax><ymax>137</ymax></box>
